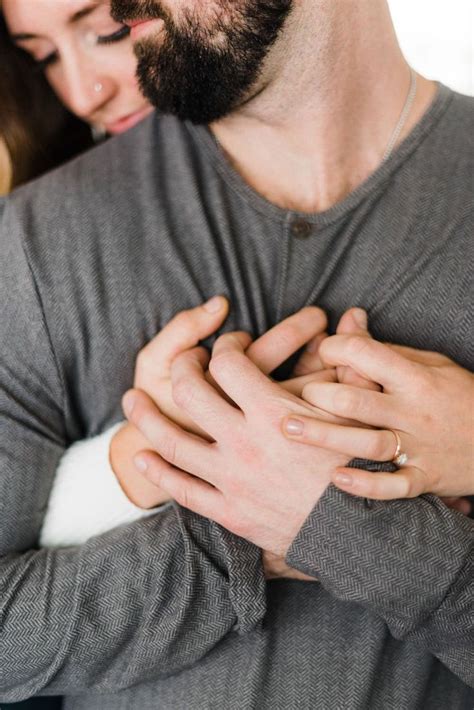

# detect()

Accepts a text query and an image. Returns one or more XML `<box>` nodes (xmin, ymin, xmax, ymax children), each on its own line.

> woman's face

<box><xmin>3</xmin><ymin>0</ymin><xmax>153</xmax><ymax>134</ymax></box>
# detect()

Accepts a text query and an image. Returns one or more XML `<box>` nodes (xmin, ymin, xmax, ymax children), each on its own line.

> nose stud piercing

<box><xmin>94</xmin><ymin>82</ymin><xmax>103</xmax><ymax>93</ymax></box>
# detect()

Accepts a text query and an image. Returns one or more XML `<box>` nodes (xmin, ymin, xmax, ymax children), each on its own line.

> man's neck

<box><xmin>210</xmin><ymin>0</ymin><xmax>437</xmax><ymax>213</ymax></box>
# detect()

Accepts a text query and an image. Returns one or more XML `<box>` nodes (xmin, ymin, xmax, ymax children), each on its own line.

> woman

<box><xmin>0</xmin><ymin>12</ymin><xmax>92</xmax><ymax>191</ymax></box>
<box><xmin>2</xmin><ymin>1</ymin><xmax>471</xmax><ymax>548</ymax></box>
<box><xmin>3</xmin><ymin>0</ymin><xmax>470</xmax><ymax>545</ymax></box>
<box><xmin>0</xmin><ymin>0</ymin><xmax>153</xmax><ymax>190</ymax></box>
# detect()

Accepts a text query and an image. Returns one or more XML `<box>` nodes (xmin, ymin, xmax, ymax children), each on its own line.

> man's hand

<box><xmin>122</xmin><ymin>333</ymin><xmax>348</xmax><ymax>557</ymax></box>
<box><xmin>288</xmin><ymin>333</ymin><xmax>474</xmax><ymax>502</ymax></box>
<box><xmin>111</xmin><ymin>298</ymin><xmax>331</xmax><ymax>508</ymax></box>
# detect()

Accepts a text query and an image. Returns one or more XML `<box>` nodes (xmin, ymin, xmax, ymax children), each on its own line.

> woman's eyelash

<box><xmin>34</xmin><ymin>53</ymin><xmax>58</xmax><ymax>72</ymax></box>
<box><xmin>34</xmin><ymin>25</ymin><xmax>131</xmax><ymax>71</ymax></box>
<box><xmin>97</xmin><ymin>25</ymin><xmax>131</xmax><ymax>45</ymax></box>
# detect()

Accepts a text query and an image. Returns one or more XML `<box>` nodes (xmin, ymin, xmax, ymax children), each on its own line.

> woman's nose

<box><xmin>62</xmin><ymin>61</ymin><xmax>117</xmax><ymax>122</ymax></box>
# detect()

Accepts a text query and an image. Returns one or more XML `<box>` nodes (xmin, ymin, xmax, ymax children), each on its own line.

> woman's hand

<box><xmin>111</xmin><ymin>298</ymin><xmax>331</xmax><ymax>508</ymax></box>
<box><xmin>283</xmin><ymin>328</ymin><xmax>474</xmax><ymax>504</ymax></box>
<box><xmin>110</xmin><ymin>296</ymin><xmax>230</xmax><ymax>507</ymax></box>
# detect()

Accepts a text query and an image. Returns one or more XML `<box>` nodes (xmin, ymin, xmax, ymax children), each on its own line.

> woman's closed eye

<box><xmin>33</xmin><ymin>25</ymin><xmax>131</xmax><ymax>72</ymax></box>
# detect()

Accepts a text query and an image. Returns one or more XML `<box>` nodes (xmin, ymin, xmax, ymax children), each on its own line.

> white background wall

<box><xmin>388</xmin><ymin>0</ymin><xmax>473</xmax><ymax>95</ymax></box>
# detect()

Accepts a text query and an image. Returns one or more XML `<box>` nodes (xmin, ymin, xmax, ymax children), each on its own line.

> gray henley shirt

<box><xmin>0</xmin><ymin>83</ymin><xmax>473</xmax><ymax>709</ymax></box>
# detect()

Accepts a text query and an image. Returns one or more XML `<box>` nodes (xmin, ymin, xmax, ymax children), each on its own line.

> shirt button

<box><xmin>290</xmin><ymin>218</ymin><xmax>313</xmax><ymax>239</ymax></box>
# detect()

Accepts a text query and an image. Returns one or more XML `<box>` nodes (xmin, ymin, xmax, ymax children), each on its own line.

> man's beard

<box><xmin>111</xmin><ymin>0</ymin><xmax>293</xmax><ymax>124</ymax></box>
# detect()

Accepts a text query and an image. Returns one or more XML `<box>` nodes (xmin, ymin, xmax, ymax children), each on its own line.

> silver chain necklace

<box><xmin>383</xmin><ymin>67</ymin><xmax>418</xmax><ymax>161</ymax></box>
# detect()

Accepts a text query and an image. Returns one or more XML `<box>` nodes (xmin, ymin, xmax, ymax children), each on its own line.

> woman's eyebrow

<box><xmin>11</xmin><ymin>3</ymin><xmax>99</xmax><ymax>41</ymax></box>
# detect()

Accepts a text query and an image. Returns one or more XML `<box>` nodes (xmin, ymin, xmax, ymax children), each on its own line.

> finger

<box><xmin>331</xmin><ymin>465</ymin><xmax>427</xmax><ymax>499</ymax></box>
<box><xmin>136</xmin><ymin>296</ymin><xmax>229</xmax><ymax>385</ymax></box>
<box><xmin>171</xmin><ymin>345</ymin><xmax>244</xmax><ymax>439</ymax></box>
<box><xmin>441</xmin><ymin>497</ymin><xmax>472</xmax><ymax>516</ymax></box>
<box><xmin>134</xmin><ymin>450</ymin><xmax>224</xmax><ymax>518</ymax></box>
<box><xmin>319</xmin><ymin>335</ymin><xmax>419</xmax><ymax>392</ymax></box>
<box><xmin>336</xmin><ymin>307</ymin><xmax>369</xmax><ymax>336</ymax></box>
<box><xmin>282</xmin><ymin>417</ymin><xmax>401</xmax><ymax>461</ymax></box>
<box><xmin>246</xmin><ymin>307</ymin><xmax>327</xmax><ymax>375</ymax></box>
<box><xmin>293</xmin><ymin>332</ymin><xmax>328</xmax><ymax>376</ymax></box>
<box><xmin>210</xmin><ymin>333</ymin><xmax>284</xmax><ymax>411</ymax></box>
<box><xmin>122</xmin><ymin>388</ymin><xmax>217</xmax><ymax>482</ymax></box>
<box><xmin>335</xmin><ymin>308</ymin><xmax>380</xmax><ymax>390</ymax></box>
<box><xmin>281</xmin><ymin>368</ymin><xmax>337</xmax><ymax>396</ymax></box>
<box><xmin>337</xmin><ymin>366</ymin><xmax>381</xmax><ymax>391</ymax></box>
<box><xmin>302</xmin><ymin>382</ymin><xmax>400</xmax><ymax>429</ymax></box>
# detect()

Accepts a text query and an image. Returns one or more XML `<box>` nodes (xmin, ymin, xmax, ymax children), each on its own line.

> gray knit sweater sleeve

<box><xmin>287</xmin><ymin>485</ymin><xmax>474</xmax><ymax>686</ymax></box>
<box><xmin>0</xmin><ymin>200</ymin><xmax>265</xmax><ymax>701</ymax></box>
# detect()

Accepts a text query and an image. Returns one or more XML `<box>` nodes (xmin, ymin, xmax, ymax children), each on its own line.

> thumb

<box><xmin>135</xmin><ymin>296</ymin><xmax>229</xmax><ymax>386</ymax></box>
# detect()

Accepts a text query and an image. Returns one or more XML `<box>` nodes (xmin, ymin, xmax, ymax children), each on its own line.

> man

<box><xmin>0</xmin><ymin>1</ymin><xmax>472</xmax><ymax>709</ymax></box>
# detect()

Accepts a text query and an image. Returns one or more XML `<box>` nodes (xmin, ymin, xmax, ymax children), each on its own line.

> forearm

<box><xmin>39</xmin><ymin>423</ymin><xmax>167</xmax><ymax>548</ymax></box>
<box><xmin>287</xmin><ymin>486</ymin><xmax>474</xmax><ymax>685</ymax></box>
<box><xmin>1</xmin><ymin>507</ymin><xmax>265</xmax><ymax>701</ymax></box>
<box><xmin>0</xmin><ymin>201</ymin><xmax>265</xmax><ymax>702</ymax></box>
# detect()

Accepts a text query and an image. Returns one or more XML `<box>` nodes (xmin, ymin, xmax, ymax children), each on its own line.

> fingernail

<box><xmin>134</xmin><ymin>456</ymin><xmax>148</xmax><ymax>472</ymax></box>
<box><xmin>334</xmin><ymin>472</ymin><xmax>353</xmax><ymax>486</ymax></box>
<box><xmin>122</xmin><ymin>392</ymin><xmax>136</xmax><ymax>418</ymax></box>
<box><xmin>285</xmin><ymin>418</ymin><xmax>304</xmax><ymax>436</ymax></box>
<box><xmin>352</xmin><ymin>308</ymin><xmax>368</xmax><ymax>329</ymax></box>
<box><xmin>204</xmin><ymin>296</ymin><xmax>223</xmax><ymax>313</ymax></box>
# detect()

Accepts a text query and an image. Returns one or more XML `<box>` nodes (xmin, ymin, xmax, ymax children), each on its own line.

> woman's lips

<box><xmin>105</xmin><ymin>107</ymin><xmax>153</xmax><ymax>135</ymax></box>
<box><xmin>126</xmin><ymin>18</ymin><xmax>163</xmax><ymax>41</ymax></box>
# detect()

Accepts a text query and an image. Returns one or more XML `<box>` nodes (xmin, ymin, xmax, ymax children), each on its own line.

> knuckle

<box><xmin>209</xmin><ymin>349</ymin><xmax>239</xmax><ymax>377</ymax></box>
<box><xmin>309</xmin><ymin>423</ymin><xmax>328</xmax><ymax>447</ymax></box>
<box><xmin>275</xmin><ymin>323</ymin><xmax>301</xmax><ymax>348</ymax></box>
<box><xmin>173</xmin><ymin>310</ymin><xmax>194</xmax><ymax>331</ymax></box>
<box><xmin>172</xmin><ymin>375</ymin><xmax>196</xmax><ymax>410</ymax></box>
<box><xmin>345</xmin><ymin>335</ymin><xmax>372</xmax><ymax>360</ymax></box>
<box><xmin>155</xmin><ymin>435</ymin><xmax>177</xmax><ymax>465</ymax></box>
<box><xmin>302</xmin><ymin>382</ymin><xmax>318</xmax><ymax>403</ymax></box>
<box><xmin>367</xmin><ymin>434</ymin><xmax>387</xmax><ymax>460</ymax></box>
<box><xmin>404</xmin><ymin>476</ymin><xmax>418</xmax><ymax>498</ymax></box>
<box><xmin>333</xmin><ymin>387</ymin><xmax>359</xmax><ymax>415</ymax></box>
<box><xmin>357</xmin><ymin>478</ymin><xmax>375</xmax><ymax>497</ymax></box>
<box><xmin>146</xmin><ymin>461</ymin><xmax>164</xmax><ymax>487</ymax></box>
<box><xmin>306</xmin><ymin>305</ymin><xmax>327</xmax><ymax>328</ymax></box>
<box><xmin>413</xmin><ymin>370</ymin><xmax>431</xmax><ymax>394</ymax></box>
<box><xmin>174</xmin><ymin>482</ymin><xmax>191</xmax><ymax>510</ymax></box>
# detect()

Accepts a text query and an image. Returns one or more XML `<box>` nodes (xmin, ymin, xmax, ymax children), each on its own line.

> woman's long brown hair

<box><xmin>0</xmin><ymin>11</ymin><xmax>93</xmax><ymax>190</ymax></box>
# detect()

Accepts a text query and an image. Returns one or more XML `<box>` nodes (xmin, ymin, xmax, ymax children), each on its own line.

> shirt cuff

<box><xmin>286</xmin><ymin>484</ymin><xmax>472</xmax><ymax>634</ymax></box>
<box><xmin>40</xmin><ymin>423</ymin><xmax>170</xmax><ymax>548</ymax></box>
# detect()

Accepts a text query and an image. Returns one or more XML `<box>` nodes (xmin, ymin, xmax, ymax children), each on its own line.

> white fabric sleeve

<box><xmin>39</xmin><ymin>422</ymin><xmax>170</xmax><ymax>548</ymax></box>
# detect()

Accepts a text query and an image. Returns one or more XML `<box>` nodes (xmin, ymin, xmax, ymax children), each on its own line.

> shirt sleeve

<box><xmin>286</xmin><ymin>485</ymin><xmax>474</xmax><ymax>687</ymax></box>
<box><xmin>39</xmin><ymin>423</ymin><xmax>169</xmax><ymax>548</ymax></box>
<box><xmin>0</xmin><ymin>199</ymin><xmax>266</xmax><ymax>703</ymax></box>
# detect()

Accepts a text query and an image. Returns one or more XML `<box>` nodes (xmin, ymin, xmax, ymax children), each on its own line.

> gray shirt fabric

<box><xmin>0</xmin><ymin>83</ymin><xmax>473</xmax><ymax>709</ymax></box>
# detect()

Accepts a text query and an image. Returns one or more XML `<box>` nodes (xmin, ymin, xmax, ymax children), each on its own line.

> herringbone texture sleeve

<box><xmin>287</xmin><ymin>484</ymin><xmax>474</xmax><ymax>687</ymax></box>
<box><xmin>0</xmin><ymin>201</ymin><xmax>266</xmax><ymax>703</ymax></box>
